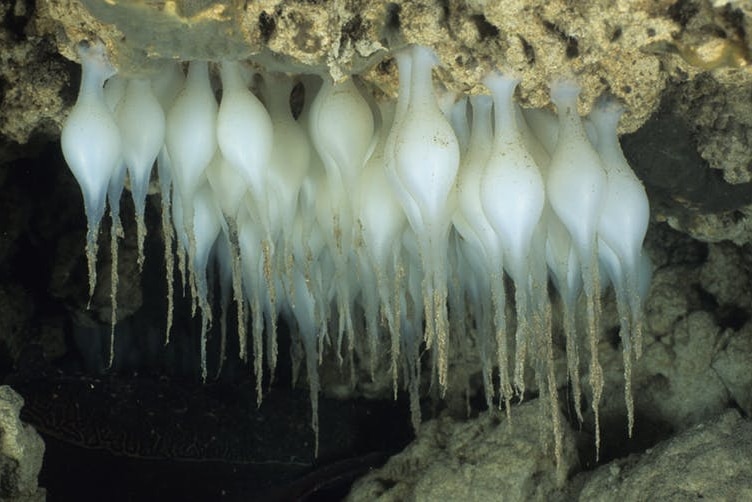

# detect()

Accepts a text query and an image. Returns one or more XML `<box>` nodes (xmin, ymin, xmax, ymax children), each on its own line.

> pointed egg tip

<box><xmin>392</xmin><ymin>47</ymin><xmax>412</xmax><ymax>67</ymax></box>
<box><xmin>550</xmin><ymin>78</ymin><xmax>581</xmax><ymax>107</ymax></box>
<box><xmin>591</xmin><ymin>93</ymin><xmax>625</xmax><ymax>130</ymax></box>
<box><xmin>76</xmin><ymin>40</ymin><xmax>117</xmax><ymax>81</ymax></box>
<box><xmin>470</xmin><ymin>93</ymin><xmax>493</xmax><ymax>109</ymax></box>
<box><xmin>409</xmin><ymin>44</ymin><xmax>440</xmax><ymax>67</ymax></box>
<box><xmin>483</xmin><ymin>70</ymin><xmax>521</xmax><ymax>97</ymax></box>
<box><xmin>595</xmin><ymin>93</ymin><xmax>625</xmax><ymax>115</ymax></box>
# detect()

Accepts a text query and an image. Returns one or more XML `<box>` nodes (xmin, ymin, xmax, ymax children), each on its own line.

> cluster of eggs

<box><xmin>61</xmin><ymin>41</ymin><xmax>652</xmax><ymax>458</ymax></box>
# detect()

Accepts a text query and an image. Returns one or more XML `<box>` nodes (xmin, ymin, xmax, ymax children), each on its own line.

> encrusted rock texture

<box><xmin>346</xmin><ymin>404</ymin><xmax>752</xmax><ymax>501</ymax></box>
<box><xmin>346</xmin><ymin>400</ymin><xmax>578</xmax><ymax>502</ymax></box>
<box><xmin>0</xmin><ymin>386</ymin><xmax>46</xmax><ymax>502</ymax></box>
<box><xmin>576</xmin><ymin>410</ymin><xmax>752</xmax><ymax>501</ymax></box>
<box><xmin>0</xmin><ymin>0</ymin><xmax>746</xmax><ymax>138</ymax></box>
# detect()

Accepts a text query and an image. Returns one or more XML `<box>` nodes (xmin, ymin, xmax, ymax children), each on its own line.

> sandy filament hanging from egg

<box><xmin>453</xmin><ymin>95</ymin><xmax>497</xmax><ymax>410</ymax></box>
<box><xmin>547</xmin><ymin>80</ymin><xmax>609</xmax><ymax>457</ymax></box>
<box><xmin>590</xmin><ymin>95</ymin><xmax>651</xmax><ymax>437</ymax></box>
<box><xmin>216</xmin><ymin>60</ymin><xmax>277</xmax><ymax>390</ymax></box>
<box><xmin>482</xmin><ymin>72</ymin><xmax>546</xmax><ymax>399</ymax></box>
<box><xmin>386</xmin><ymin>45</ymin><xmax>460</xmax><ymax>392</ymax></box>
<box><xmin>356</xmin><ymin>99</ymin><xmax>407</xmax><ymax>390</ymax></box>
<box><xmin>60</xmin><ymin>43</ymin><xmax>654</xmax><ymax>463</ymax></box>
<box><xmin>151</xmin><ymin>61</ymin><xmax>184</xmax><ymax>344</ymax></box>
<box><xmin>308</xmin><ymin>74</ymin><xmax>375</xmax><ymax>368</ymax></box>
<box><xmin>61</xmin><ymin>41</ymin><xmax>121</xmax><ymax>302</ymax></box>
<box><xmin>165</xmin><ymin>60</ymin><xmax>218</xmax><ymax>381</ymax></box>
<box><xmin>100</xmin><ymin>75</ymin><xmax>125</xmax><ymax>367</ymax></box>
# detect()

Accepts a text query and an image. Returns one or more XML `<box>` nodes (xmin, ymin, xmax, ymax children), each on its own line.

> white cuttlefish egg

<box><xmin>192</xmin><ymin>181</ymin><xmax>222</xmax><ymax>382</ymax></box>
<box><xmin>217</xmin><ymin>61</ymin><xmax>274</xmax><ymax>235</ymax></box>
<box><xmin>590</xmin><ymin>94</ymin><xmax>651</xmax><ymax>436</ymax></box>
<box><xmin>590</xmin><ymin>96</ymin><xmax>650</xmax><ymax>353</ymax></box>
<box><xmin>547</xmin><ymin>79</ymin><xmax>608</xmax><ymax>457</ymax></box>
<box><xmin>355</xmin><ymin>100</ymin><xmax>407</xmax><ymax>384</ymax></box>
<box><xmin>385</xmin><ymin>44</ymin><xmax>460</xmax><ymax>391</ymax></box>
<box><xmin>166</xmin><ymin>60</ymin><xmax>217</xmax><ymax>249</ymax></box>
<box><xmin>61</xmin><ymin>40</ymin><xmax>122</xmax><ymax>298</ymax></box>
<box><xmin>116</xmin><ymin>77</ymin><xmax>166</xmax><ymax>267</ymax></box>
<box><xmin>307</xmin><ymin>74</ymin><xmax>375</xmax><ymax>358</ymax></box>
<box><xmin>481</xmin><ymin>72</ymin><xmax>545</xmax><ymax>398</ymax></box>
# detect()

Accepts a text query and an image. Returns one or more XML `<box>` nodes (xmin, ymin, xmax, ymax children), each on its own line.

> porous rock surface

<box><xmin>576</xmin><ymin>410</ymin><xmax>752</xmax><ymax>501</ymax></box>
<box><xmin>0</xmin><ymin>385</ymin><xmax>46</xmax><ymax>502</ymax></box>
<box><xmin>346</xmin><ymin>400</ymin><xmax>578</xmax><ymax>502</ymax></box>
<box><xmin>24</xmin><ymin>0</ymin><xmax>746</xmax><ymax>134</ymax></box>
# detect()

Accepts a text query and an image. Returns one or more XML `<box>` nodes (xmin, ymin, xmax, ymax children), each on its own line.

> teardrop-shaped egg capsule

<box><xmin>528</xmin><ymin>100</ymin><xmax>583</xmax><ymax>421</ymax></box>
<box><xmin>547</xmin><ymin>79</ymin><xmax>608</xmax><ymax>458</ymax></box>
<box><xmin>454</xmin><ymin>95</ymin><xmax>497</xmax><ymax>268</ymax></box>
<box><xmin>452</xmin><ymin>94</ymin><xmax>510</xmax><ymax>407</ymax></box>
<box><xmin>386</xmin><ymin>45</ymin><xmax>460</xmax><ymax>391</ymax></box>
<box><xmin>166</xmin><ymin>61</ymin><xmax>218</xmax><ymax>308</ymax></box>
<box><xmin>590</xmin><ymin>95</ymin><xmax>651</xmax><ymax>437</ymax></box>
<box><xmin>166</xmin><ymin>60</ymin><xmax>217</xmax><ymax>218</ymax></box>
<box><xmin>61</xmin><ymin>41</ymin><xmax>122</xmax><ymax>299</ymax></box>
<box><xmin>393</xmin><ymin>47</ymin><xmax>459</xmax><ymax>238</ymax></box>
<box><xmin>590</xmin><ymin>96</ymin><xmax>650</xmax><ymax>353</ymax></box>
<box><xmin>494</xmin><ymin>81</ymin><xmax>563</xmax><ymax>465</ymax></box>
<box><xmin>169</xmin><ymin>66</ymin><xmax>211</xmax><ymax>174</ymax></box>
<box><xmin>117</xmin><ymin>77</ymin><xmax>166</xmax><ymax>268</ymax></box>
<box><xmin>481</xmin><ymin>72</ymin><xmax>545</xmax><ymax>401</ymax></box>
<box><xmin>259</xmin><ymin>75</ymin><xmax>311</xmax><ymax>359</ymax></box>
<box><xmin>308</xmin><ymin>75</ymin><xmax>375</xmax><ymax>364</ymax></box>
<box><xmin>260</xmin><ymin>74</ymin><xmax>311</xmax><ymax>252</ymax></box>
<box><xmin>216</xmin><ymin>62</ymin><xmax>278</xmax><ymax>361</ymax></box>
<box><xmin>308</xmin><ymin>76</ymin><xmax>374</xmax><ymax>198</ymax></box>
<box><xmin>217</xmin><ymin>61</ymin><xmax>274</xmax><ymax>232</ymax></box>
<box><xmin>384</xmin><ymin>50</ymin><xmax>421</xmax><ymax>246</ymax></box>
<box><xmin>357</xmin><ymin>102</ymin><xmax>406</xmax><ymax>275</ymax></box>
<box><xmin>356</xmin><ymin>101</ymin><xmax>407</xmax><ymax>387</ymax></box>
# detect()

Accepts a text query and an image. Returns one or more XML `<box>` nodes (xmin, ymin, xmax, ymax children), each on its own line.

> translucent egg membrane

<box><xmin>61</xmin><ymin>43</ymin><xmax>652</xmax><ymax>462</ymax></box>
